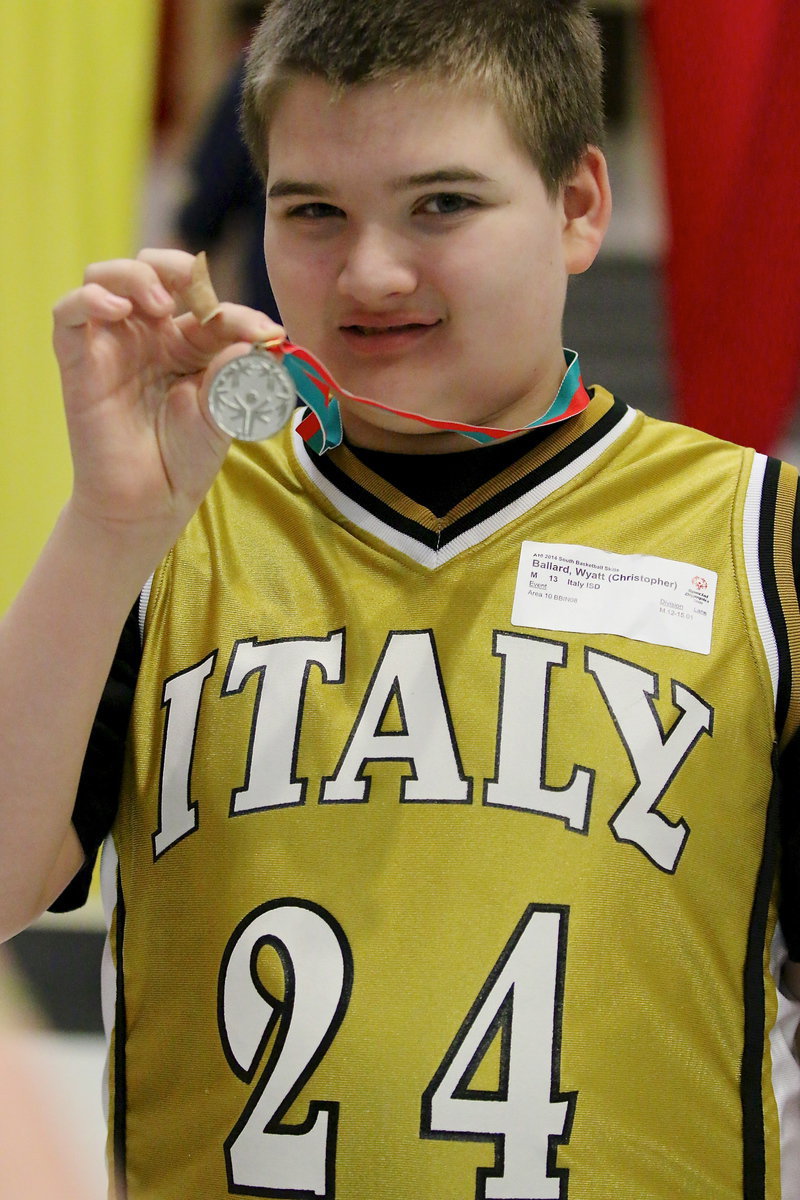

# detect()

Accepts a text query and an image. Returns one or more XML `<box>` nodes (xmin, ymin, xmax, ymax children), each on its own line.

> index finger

<box><xmin>135</xmin><ymin>246</ymin><xmax>199</xmax><ymax>293</ymax></box>
<box><xmin>137</xmin><ymin>248</ymin><xmax>222</xmax><ymax>323</ymax></box>
<box><xmin>137</xmin><ymin>248</ymin><xmax>285</xmax><ymax>354</ymax></box>
<box><xmin>174</xmin><ymin>302</ymin><xmax>286</xmax><ymax>354</ymax></box>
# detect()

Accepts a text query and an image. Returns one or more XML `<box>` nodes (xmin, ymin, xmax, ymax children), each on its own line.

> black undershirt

<box><xmin>349</xmin><ymin>425</ymin><xmax>554</xmax><ymax>517</ymax></box>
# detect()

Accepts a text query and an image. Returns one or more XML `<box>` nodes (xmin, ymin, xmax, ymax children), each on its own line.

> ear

<box><xmin>561</xmin><ymin>146</ymin><xmax>612</xmax><ymax>275</ymax></box>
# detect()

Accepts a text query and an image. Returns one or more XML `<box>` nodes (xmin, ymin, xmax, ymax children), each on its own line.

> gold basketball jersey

<box><xmin>103</xmin><ymin>389</ymin><xmax>800</xmax><ymax>1199</ymax></box>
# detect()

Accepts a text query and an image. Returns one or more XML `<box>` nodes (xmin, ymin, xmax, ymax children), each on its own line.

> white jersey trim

<box><xmin>292</xmin><ymin>406</ymin><xmax>637</xmax><ymax>569</ymax></box>
<box><xmin>138</xmin><ymin>575</ymin><xmax>155</xmax><ymax>643</ymax></box>
<box><xmin>742</xmin><ymin>452</ymin><xmax>780</xmax><ymax>704</ymax></box>
<box><xmin>769</xmin><ymin>925</ymin><xmax>800</xmax><ymax>1197</ymax></box>
<box><xmin>99</xmin><ymin>835</ymin><xmax>119</xmax><ymax>1124</ymax></box>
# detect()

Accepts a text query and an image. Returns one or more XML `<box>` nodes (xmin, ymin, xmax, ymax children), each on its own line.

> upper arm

<box><xmin>0</xmin><ymin>827</ymin><xmax>87</xmax><ymax>943</ymax></box>
<box><xmin>37</xmin><ymin>827</ymin><xmax>88</xmax><ymax>920</ymax></box>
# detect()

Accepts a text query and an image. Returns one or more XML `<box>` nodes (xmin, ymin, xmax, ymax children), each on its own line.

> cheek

<box><xmin>265</xmin><ymin>237</ymin><xmax>331</xmax><ymax>326</ymax></box>
<box><xmin>434</xmin><ymin>241</ymin><xmax>507</xmax><ymax>334</ymax></box>
<box><xmin>449</xmin><ymin>220</ymin><xmax>559</xmax><ymax>306</ymax></box>
<box><xmin>497</xmin><ymin>232</ymin><xmax>566</xmax><ymax>333</ymax></box>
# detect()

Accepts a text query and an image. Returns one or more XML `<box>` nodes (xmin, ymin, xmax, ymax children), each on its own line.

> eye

<box><xmin>416</xmin><ymin>192</ymin><xmax>480</xmax><ymax>217</ymax></box>
<box><xmin>285</xmin><ymin>201</ymin><xmax>345</xmax><ymax>220</ymax></box>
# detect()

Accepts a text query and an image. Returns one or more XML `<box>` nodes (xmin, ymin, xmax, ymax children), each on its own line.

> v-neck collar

<box><xmin>292</xmin><ymin>388</ymin><xmax>637</xmax><ymax>568</ymax></box>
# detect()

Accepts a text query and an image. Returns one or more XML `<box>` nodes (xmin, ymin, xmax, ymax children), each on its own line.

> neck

<box><xmin>340</xmin><ymin>350</ymin><xmax>579</xmax><ymax>454</ymax></box>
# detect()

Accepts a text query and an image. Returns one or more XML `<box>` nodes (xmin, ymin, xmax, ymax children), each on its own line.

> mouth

<box><xmin>338</xmin><ymin>320</ymin><xmax>442</xmax><ymax>357</ymax></box>
<box><xmin>343</xmin><ymin>321</ymin><xmax>440</xmax><ymax>337</ymax></box>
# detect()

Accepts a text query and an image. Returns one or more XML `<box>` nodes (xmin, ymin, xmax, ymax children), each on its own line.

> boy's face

<box><xmin>264</xmin><ymin>75</ymin><xmax>606</xmax><ymax>451</ymax></box>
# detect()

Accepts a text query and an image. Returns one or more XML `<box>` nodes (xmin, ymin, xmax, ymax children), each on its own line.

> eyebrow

<box><xmin>392</xmin><ymin>168</ymin><xmax>494</xmax><ymax>189</ymax></box>
<box><xmin>267</xmin><ymin>180</ymin><xmax>334</xmax><ymax>200</ymax></box>
<box><xmin>267</xmin><ymin>167</ymin><xmax>493</xmax><ymax>200</ymax></box>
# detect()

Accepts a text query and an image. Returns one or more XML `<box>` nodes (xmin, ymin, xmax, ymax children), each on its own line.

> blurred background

<box><xmin>2</xmin><ymin>1</ymin><xmax>800</xmax><ymax>1194</ymax></box>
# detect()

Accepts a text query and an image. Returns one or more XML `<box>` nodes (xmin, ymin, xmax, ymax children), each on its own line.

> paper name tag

<box><xmin>512</xmin><ymin>542</ymin><xmax>717</xmax><ymax>654</ymax></box>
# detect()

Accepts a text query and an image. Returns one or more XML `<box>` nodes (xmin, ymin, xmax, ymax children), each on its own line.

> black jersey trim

<box><xmin>778</xmin><ymin>477</ymin><xmax>800</xmax><ymax>959</ymax></box>
<box><xmin>351</xmin><ymin>423</ymin><xmax>554</xmax><ymax>518</ymax></box>
<box><xmin>303</xmin><ymin>395</ymin><xmax>630</xmax><ymax>552</ymax></box>
<box><xmin>310</xmin><ymin>450</ymin><xmax>441</xmax><ymax>550</ymax></box>
<box><xmin>443</xmin><ymin>397</ymin><xmax>629</xmax><ymax>546</ymax></box>
<box><xmin>741</xmin><ymin>755</ymin><xmax>780</xmax><ymax>1200</ymax></box>
<box><xmin>758</xmin><ymin>458</ymin><xmax>792</xmax><ymax>738</ymax></box>
<box><xmin>778</xmin><ymin>727</ymin><xmax>800</xmax><ymax>961</ymax></box>
<box><xmin>112</xmin><ymin>868</ymin><xmax>129</xmax><ymax>1197</ymax></box>
<box><xmin>52</xmin><ymin>602</ymin><xmax>142</xmax><ymax>914</ymax></box>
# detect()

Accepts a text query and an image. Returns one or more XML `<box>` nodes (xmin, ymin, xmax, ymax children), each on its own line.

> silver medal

<box><xmin>208</xmin><ymin>347</ymin><xmax>296</xmax><ymax>441</ymax></box>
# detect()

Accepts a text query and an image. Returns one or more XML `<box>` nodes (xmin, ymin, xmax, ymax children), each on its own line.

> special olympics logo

<box><xmin>692</xmin><ymin>576</ymin><xmax>709</xmax><ymax>591</ymax></box>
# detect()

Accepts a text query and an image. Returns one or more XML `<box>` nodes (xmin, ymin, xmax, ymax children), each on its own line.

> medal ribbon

<box><xmin>268</xmin><ymin>341</ymin><xmax>589</xmax><ymax>455</ymax></box>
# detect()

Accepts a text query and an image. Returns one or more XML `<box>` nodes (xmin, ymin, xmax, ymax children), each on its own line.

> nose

<box><xmin>336</xmin><ymin>224</ymin><xmax>418</xmax><ymax>305</ymax></box>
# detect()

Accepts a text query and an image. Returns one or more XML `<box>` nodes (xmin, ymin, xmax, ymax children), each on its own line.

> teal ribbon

<box><xmin>284</xmin><ymin>346</ymin><xmax>585</xmax><ymax>455</ymax></box>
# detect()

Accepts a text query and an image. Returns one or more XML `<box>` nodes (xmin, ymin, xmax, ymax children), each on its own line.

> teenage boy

<box><xmin>1</xmin><ymin>1</ymin><xmax>800</xmax><ymax>1197</ymax></box>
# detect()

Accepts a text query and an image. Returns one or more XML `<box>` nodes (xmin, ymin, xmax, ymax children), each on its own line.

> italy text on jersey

<box><xmin>153</xmin><ymin>627</ymin><xmax>713</xmax><ymax>875</ymax></box>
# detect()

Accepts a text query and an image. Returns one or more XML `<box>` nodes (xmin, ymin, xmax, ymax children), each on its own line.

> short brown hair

<box><xmin>241</xmin><ymin>0</ymin><xmax>604</xmax><ymax>196</ymax></box>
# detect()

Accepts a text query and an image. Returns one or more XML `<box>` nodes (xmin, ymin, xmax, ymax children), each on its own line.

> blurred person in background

<box><xmin>174</xmin><ymin>1</ymin><xmax>280</xmax><ymax>320</ymax></box>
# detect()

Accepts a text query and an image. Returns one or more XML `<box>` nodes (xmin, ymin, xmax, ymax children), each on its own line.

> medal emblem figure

<box><xmin>208</xmin><ymin>348</ymin><xmax>296</xmax><ymax>440</ymax></box>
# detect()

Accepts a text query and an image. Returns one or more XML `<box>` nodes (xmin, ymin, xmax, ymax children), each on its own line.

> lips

<box><xmin>346</xmin><ymin>323</ymin><xmax>429</xmax><ymax>337</ymax></box>
<box><xmin>337</xmin><ymin>316</ymin><xmax>441</xmax><ymax>357</ymax></box>
<box><xmin>342</xmin><ymin>320</ymin><xmax>440</xmax><ymax>336</ymax></box>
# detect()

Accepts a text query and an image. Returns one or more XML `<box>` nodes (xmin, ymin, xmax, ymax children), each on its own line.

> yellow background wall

<box><xmin>0</xmin><ymin>3</ymin><xmax>160</xmax><ymax>612</ymax></box>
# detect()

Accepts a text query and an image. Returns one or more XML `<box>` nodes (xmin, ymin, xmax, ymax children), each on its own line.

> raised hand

<box><xmin>0</xmin><ymin>250</ymin><xmax>286</xmax><ymax>937</ymax></box>
<box><xmin>52</xmin><ymin>248</ymin><xmax>284</xmax><ymax>548</ymax></box>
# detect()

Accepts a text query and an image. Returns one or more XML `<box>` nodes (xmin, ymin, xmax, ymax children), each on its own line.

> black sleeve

<box><xmin>48</xmin><ymin>603</ymin><xmax>142</xmax><ymax>912</ymax></box>
<box><xmin>779</xmin><ymin>489</ymin><xmax>800</xmax><ymax>960</ymax></box>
